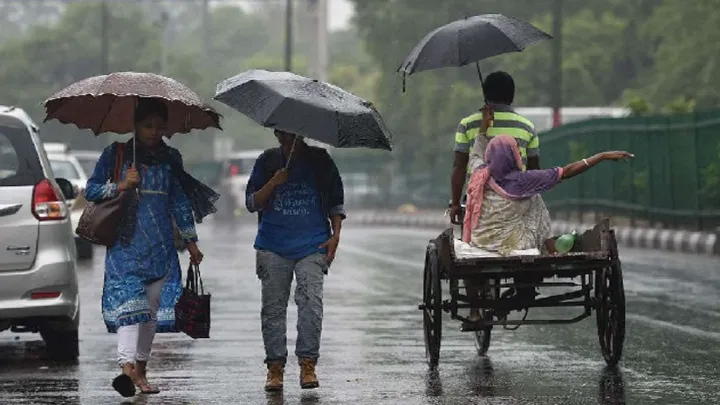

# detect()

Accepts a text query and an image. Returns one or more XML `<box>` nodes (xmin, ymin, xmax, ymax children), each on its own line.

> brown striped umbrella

<box><xmin>43</xmin><ymin>72</ymin><xmax>222</xmax><ymax>136</ymax></box>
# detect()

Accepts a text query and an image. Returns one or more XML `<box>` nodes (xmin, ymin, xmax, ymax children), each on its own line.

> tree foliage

<box><xmin>0</xmin><ymin>1</ymin><xmax>378</xmax><ymax>161</ymax></box>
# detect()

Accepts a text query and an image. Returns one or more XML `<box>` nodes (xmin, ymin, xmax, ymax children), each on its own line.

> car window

<box><xmin>76</xmin><ymin>158</ymin><xmax>97</xmax><ymax>177</ymax></box>
<box><xmin>49</xmin><ymin>159</ymin><xmax>80</xmax><ymax>180</ymax></box>
<box><xmin>0</xmin><ymin>125</ymin><xmax>43</xmax><ymax>186</ymax></box>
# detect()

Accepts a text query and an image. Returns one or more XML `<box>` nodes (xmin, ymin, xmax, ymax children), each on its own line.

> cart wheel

<box><xmin>423</xmin><ymin>242</ymin><xmax>442</xmax><ymax>369</ymax></box>
<box><xmin>595</xmin><ymin>263</ymin><xmax>626</xmax><ymax>367</ymax></box>
<box><xmin>473</xmin><ymin>280</ymin><xmax>494</xmax><ymax>356</ymax></box>
<box><xmin>473</xmin><ymin>315</ymin><xmax>492</xmax><ymax>356</ymax></box>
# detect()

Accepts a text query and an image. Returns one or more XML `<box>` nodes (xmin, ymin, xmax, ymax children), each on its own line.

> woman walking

<box><xmin>84</xmin><ymin>98</ymin><xmax>217</xmax><ymax>397</ymax></box>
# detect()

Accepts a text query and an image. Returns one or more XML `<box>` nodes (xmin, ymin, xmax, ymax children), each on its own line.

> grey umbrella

<box><xmin>214</xmin><ymin>70</ymin><xmax>393</xmax><ymax>151</ymax></box>
<box><xmin>397</xmin><ymin>14</ymin><xmax>552</xmax><ymax>91</ymax></box>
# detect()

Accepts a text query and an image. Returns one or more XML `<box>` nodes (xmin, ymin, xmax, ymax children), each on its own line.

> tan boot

<box><xmin>265</xmin><ymin>362</ymin><xmax>284</xmax><ymax>392</ymax></box>
<box><xmin>299</xmin><ymin>358</ymin><xmax>319</xmax><ymax>389</ymax></box>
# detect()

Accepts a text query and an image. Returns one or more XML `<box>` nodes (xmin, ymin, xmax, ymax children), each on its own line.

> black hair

<box><xmin>134</xmin><ymin>98</ymin><xmax>169</xmax><ymax>123</ymax></box>
<box><xmin>482</xmin><ymin>71</ymin><xmax>515</xmax><ymax>105</ymax></box>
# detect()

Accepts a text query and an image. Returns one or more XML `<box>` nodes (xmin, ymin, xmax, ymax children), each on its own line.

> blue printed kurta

<box><xmin>84</xmin><ymin>142</ymin><xmax>198</xmax><ymax>333</ymax></box>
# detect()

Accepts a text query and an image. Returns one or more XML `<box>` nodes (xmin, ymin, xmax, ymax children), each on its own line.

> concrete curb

<box><xmin>348</xmin><ymin>211</ymin><xmax>719</xmax><ymax>256</ymax></box>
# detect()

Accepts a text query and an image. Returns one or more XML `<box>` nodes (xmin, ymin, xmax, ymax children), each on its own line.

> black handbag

<box><xmin>75</xmin><ymin>143</ymin><xmax>131</xmax><ymax>246</ymax></box>
<box><xmin>175</xmin><ymin>262</ymin><xmax>211</xmax><ymax>339</ymax></box>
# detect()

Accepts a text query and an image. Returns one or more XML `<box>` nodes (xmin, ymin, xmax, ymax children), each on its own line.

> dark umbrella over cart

<box><xmin>397</xmin><ymin>13</ymin><xmax>553</xmax><ymax>94</ymax></box>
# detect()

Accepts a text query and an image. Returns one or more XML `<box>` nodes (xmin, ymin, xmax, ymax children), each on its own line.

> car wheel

<box><xmin>40</xmin><ymin>325</ymin><xmax>79</xmax><ymax>362</ymax></box>
<box><xmin>75</xmin><ymin>238</ymin><xmax>93</xmax><ymax>260</ymax></box>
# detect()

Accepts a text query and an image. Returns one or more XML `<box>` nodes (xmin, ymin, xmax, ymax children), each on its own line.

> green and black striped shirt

<box><xmin>453</xmin><ymin>104</ymin><xmax>538</xmax><ymax>172</ymax></box>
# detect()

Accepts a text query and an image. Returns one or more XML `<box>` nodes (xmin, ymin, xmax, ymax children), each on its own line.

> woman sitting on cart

<box><xmin>463</xmin><ymin>132</ymin><xmax>633</xmax><ymax>321</ymax></box>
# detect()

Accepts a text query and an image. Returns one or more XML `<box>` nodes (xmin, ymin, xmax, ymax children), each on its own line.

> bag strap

<box><xmin>185</xmin><ymin>262</ymin><xmax>205</xmax><ymax>295</ymax></box>
<box><xmin>111</xmin><ymin>143</ymin><xmax>126</xmax><ymax>182</ymax></box>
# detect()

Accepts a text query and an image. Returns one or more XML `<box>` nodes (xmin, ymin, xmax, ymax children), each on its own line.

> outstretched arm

<box><xmin>561</xmin><ymin>151</ymin><xmax>634</xmax><ymax>180</ymax></box>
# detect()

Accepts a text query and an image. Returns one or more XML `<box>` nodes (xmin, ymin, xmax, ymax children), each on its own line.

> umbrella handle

<box><xmin>285</xmin><ymin>135</ymin><xmax>298</xmax><ymax>169</ymax></box>
<box><xmin>475</xmin><ymin>62</ymin><xmax>487</xmax><ymax>103</ymax></box>
<box><xmin>133</xmin><ymin>97</ymin><xmax>138</xmax><ymax>165</ymax></box>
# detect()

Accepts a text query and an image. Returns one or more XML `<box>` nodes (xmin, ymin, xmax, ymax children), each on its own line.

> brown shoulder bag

<box><xmin>75</xmin><ymin>143</ymin><xmax>132</xmax><ymax>247</ymax></box>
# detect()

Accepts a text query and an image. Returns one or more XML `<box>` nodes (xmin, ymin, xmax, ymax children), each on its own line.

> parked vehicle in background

<box><xmin>69</xmin><ymin>149</ymin><xmax>101</xmax><ymax>179</ymax></box>
<box><xmin>44</xmin><ymin>143</ymin><xmax>93</xmax><ymax>260</ymax></box>
<box><xmin>220</xmin><ymin>149</ymin><xmax>264</xmax><ymax>221</ymax></box>
<box><xmin>184</xmin><ymin>160</ymin><xmax>237</xmax><ymax>221</ymax></box>
<box><xmin>0</xmin><ymin>105</ymin><xmax>80</xmax><ymax>361</ymax></box>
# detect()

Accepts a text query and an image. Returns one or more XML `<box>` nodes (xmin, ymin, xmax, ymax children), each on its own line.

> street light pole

<box><xmin>202</xmin><ymin>0</ymin><xmax>210</xmax><ymax>62</ymax></box>
<box><xmin>160</xmin><ymin>10</ymin><xmax>169</xmax><ymax>75</ymax></box>
<box><xmin>100</xmin><ymin>0</ymin><xmax>109</xmax><ymax>74</ymax></box>
<box><xmin>551</xmin><ymin>0</ymin><xmax>563</xmax><ymax>128</ymax></box>
<box><xmin>284</xmin><ymin>0</ymin><xmax>293</xmax><ymax>72</ymax></box>
<box><xmin>316</xmin><ymin>0</ymin><xmax>328</xmax><ymax>82</ymax></box>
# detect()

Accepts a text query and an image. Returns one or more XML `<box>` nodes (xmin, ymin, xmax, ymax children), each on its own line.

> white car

<box><xmin>0</xmin><ymin>106</ymin><xmax>80</xmax><ymax>361</ymax></box>
<box><xmin>221</xmin><ymin>149</ymin><xmax>264</xmax><ymax>219</ymax></box>
<box><xmin>44</xmin><ymin>144</ymin><xmax>93</xmax><ymax>260</ymax></box>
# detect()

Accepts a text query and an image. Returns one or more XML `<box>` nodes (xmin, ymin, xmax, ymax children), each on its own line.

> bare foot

<box><xmin>133</xmin><ymin>361</ymin><xmax>160</xmax><ymax>395</ymax></box>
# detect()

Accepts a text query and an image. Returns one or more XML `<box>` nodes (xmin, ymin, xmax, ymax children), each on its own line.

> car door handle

<box><xmin>0</xmin><ymin>204</ymin><xmax>22</xmax><ymax>218</ymax></box>
<box><xmin>6</xmin><ymin>246</ymin><xmax>31</xmax><ymax>255</ymax></box>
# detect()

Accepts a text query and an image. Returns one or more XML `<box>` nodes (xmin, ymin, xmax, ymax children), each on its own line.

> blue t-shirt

<box><xmin>254</xmin><ymin>160</ymin><xmax>330</xmax><ymax>260</ymax></box>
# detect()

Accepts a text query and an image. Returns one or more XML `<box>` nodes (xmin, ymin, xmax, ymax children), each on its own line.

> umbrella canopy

<box><xmin>398</xmin><ymin>14</ymin><xmax>552</xmax><ymax>80</ymax></box>
<box><xmin>44</xmin><ymin>72</ymin><xmax>222</xmax><ymax>136</ymax></box>
<box><xmin>214</xmin><ymin>70</ymin><xmax>393</xmax><ymax>151</ymax></box>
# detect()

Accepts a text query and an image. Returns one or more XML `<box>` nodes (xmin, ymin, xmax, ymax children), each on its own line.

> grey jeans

<box><xmin>256</xmin><ymin>250</ymin><xmax>327</xmax><ymax>365</ymax></box>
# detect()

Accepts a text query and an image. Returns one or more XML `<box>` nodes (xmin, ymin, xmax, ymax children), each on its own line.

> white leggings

<box><xmin>117</xmin><ymin>276</ymin><xmax>165</xmax><ymax>366</ymax></box>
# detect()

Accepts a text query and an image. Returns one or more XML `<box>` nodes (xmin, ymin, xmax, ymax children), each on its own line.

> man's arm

<box><xmin>452</xmin><ymin>152</ymin><xmax>469</xmax><ymax>205</ymax></box>
<box><xmin>326</xmin><ymin>154</ymin><xmax>346</xmax><ymax>220</ymax></box>
<box><xmin>245</xmin><ymin>154</ymin><xmax>274</xmax><ymax>212</ymax></box>
<box><xmin>451</xmin><ymin>122</ymin><xmax>470</xmax><ymax>205</ymax></box>
<box><xmin>526</xmin><ymin>128</ymin><xmax>540</xmax><ymax>170</ymax></box>
<box><xmin>330</xmin><ymin>215</ymin><xmax>342</xmax><ymax>240</ymax></box>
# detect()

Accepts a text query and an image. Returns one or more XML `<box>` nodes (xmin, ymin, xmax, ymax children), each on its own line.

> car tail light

<box><xmin>230</xmin><ymin>164</ymin><xmax>240</xmax><ymax>176</ymax></box>
<box><xmin>31</xmin><ymin>292</ymin><xmax>61</xmax><ymax>299</ymax></box>
<box><xmin>32</xmin><ymin>179</ymin><xmax>68</xmax><ymax>221</ymax></box>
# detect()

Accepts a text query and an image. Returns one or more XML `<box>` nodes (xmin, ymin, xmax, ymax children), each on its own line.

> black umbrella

<box><xmin>213</xmin><ymin>70</ymin><xmax>393</xmax><ymax>151</ymax></box>
<box><xmin>397</xmin><ymin>14</ymin><xmax>552</xmax><ymax>92</ymax></box>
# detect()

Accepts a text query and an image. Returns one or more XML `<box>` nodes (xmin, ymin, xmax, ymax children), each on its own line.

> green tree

<box><xmin>0</xmin><ymin>3</ymin><xmax>173</xmax><ymax>149</ymax></box>
<box><xmin>637</xmin><ymin>0</ymin><xmax>720</xmax><ymax>107</ymax></box>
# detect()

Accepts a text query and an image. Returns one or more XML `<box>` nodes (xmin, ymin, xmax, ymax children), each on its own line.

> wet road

<box><xmin>1</xmin><ymin>223</ymin><xmax>719</xmax><ymax>404</ymax></box>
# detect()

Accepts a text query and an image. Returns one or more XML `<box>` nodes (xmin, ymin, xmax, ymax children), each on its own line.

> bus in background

<box><xmin>515</xmin><ymin>107</ymin><xmax>630</xmax><ymax>133</ymax></box>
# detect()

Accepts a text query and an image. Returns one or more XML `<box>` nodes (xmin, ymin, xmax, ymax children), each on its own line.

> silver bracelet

<box><xmin>582</xmin><ymin>158</ymin><xmax>590</xmax><ymax>167</ymax></box>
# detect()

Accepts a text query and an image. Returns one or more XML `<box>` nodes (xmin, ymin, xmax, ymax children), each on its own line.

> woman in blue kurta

<box><xmin>84</xmin><ymin>99</ymin><xmax>217</xmax><ymax>397</ymax></box>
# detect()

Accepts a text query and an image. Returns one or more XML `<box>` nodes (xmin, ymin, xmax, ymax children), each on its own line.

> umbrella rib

<box><xmin>95</xmin><ymin>95</ymin><xmax>118</xmax><ymax>135</ymax></box>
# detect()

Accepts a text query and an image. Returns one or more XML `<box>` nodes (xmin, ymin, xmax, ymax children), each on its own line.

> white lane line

<box><xmin>342</xmin><ymin>245</ymin><xmax>422</xmax><ymax>268</ymax></box>
<box><xmin>627</xmin><ymin>314</ymin><xmax>720</xmax><ymax>341</ymax></box>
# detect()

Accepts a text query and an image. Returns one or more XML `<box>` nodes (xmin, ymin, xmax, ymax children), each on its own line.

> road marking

<box><xmin>627</xmin><ymin>314</ymin><xmax>720</xmax><ymax>341</ymax></box>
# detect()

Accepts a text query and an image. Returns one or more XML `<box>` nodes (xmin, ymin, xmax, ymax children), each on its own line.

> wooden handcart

<box><xmin>419</xmin><ymin>219</ymin><xmax>626</xmax><ymax>369</ymax></box>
